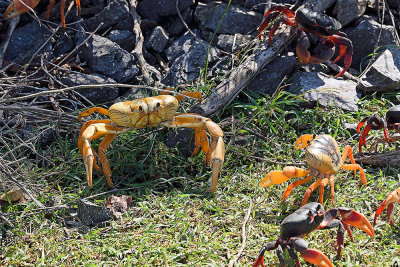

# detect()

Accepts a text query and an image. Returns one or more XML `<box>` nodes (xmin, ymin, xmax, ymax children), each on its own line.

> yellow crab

<box><xmin>260</xmin><ymin>134</ymin><xmax>367</xmax><ymax>206</ymax></box>
<box><xmin>78</xmin><ymin>91</ymin><xmax>225</xmax><ymax>193</ymax></box>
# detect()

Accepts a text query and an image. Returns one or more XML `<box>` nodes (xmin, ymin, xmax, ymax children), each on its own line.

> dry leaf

<box><xmin>105</xmin><ymin>195</ymin><xmax>132</xmax><ymax>216</ymax></box>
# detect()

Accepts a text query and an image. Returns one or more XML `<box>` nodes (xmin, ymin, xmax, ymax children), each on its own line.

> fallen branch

<box><xmin>354</xmin><ymin>150</ymin><xmax>400</xmax><ymax>167</ymax></box>
<box><xmin>129</xmin><ymin>0</ymin><xmax>150</xmax><ymax>81</ymax></box>
<box><xmin>190</xmin><ymin>0</ymin><xmax>336</xmax><ymax>117</ymax></box>
<box><xmin>228</xmin><ymin>199</ymin><xmax>253</xmax><ymax>267</ymax></box>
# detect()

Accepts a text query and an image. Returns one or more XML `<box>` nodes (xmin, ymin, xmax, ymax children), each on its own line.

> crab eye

<box><xmin>138</xmin><ymin>106</ymin><xmax>143</xmax><ymax>112</ymax></box>
<box><xmin>156</xmin><ymin>102</ymin><xmax>161</xmax><ymax>109</ymax></box>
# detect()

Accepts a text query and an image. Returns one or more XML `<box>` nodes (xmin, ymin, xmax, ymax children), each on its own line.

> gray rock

<box><xmin>108</xmin><ymin>30</ymin><xmax>136</xmax><ymax>52</ymax></box>
<box><xmin>194</xmin><ymin>1</ymin><xmax>262</xmax><ymax>35</ymax></box>
<box><xmin>289</xmin><ymin>72</ymin><xmax>359</xmax><ymax>111</ymax></box>
<box><xmin>166</xmin><ymin>7</ymin><xmax>193</xmax><ymax>36</ymax></box>
<box><xmin>5</xmin><ymin>21</ymin><xmax>52</xmax><ymax>64</ymax></box>
<box><xmin>332</xmin><ymin>0</ymin><xmax>367</xmax><ymax>26</ymax></box>
<box><xmin>137</xmin><ymin>0</ymin><xmax>195</xmax><ymax>22</ymax></box>
<box><xmin>216</xmin><ymin>33</ymin><xmax>253</xmax><ymax>52</ymax></box>
<box><xmin>78</xmin><ymin>33</ymin><xmax>139</xmax><ymax>83</ymax></box>
<box><xmin>344</xmin><ymin>16</ymin><xmax>400</xmax><ymax>69</ymax></box>
<box><xmin>162</xmin><ymin>31</ymin><xmax>220</xmax><ymax>86</ymax></box>
<box><xmin>248</xmin><ymin>53</ymin><xmax>299</xmax><ymax>95</ymax></box>
<box><xmin>145</xmin><ymin>26</ymin><xmax>169</xmax><ymax>53</ymax></box>
<box><xmin>61</xmin><ymin>73</ymin><xmax>119</xmax><ymax>104</ymax></box>
<box><xmin>78</xmin><ymin>199</ymin><xmax>114</xmax><ymax>227</ymax></box>
<box><xmin>84</xmin><ymin>0</ymin><xmax>130</xmax><ymax>32</ymax></box>
<box><xmin>357</xmin><ymin>48</ymin><xmax>400</xmax><ymax>93</ymax></box>
<box><xmin>53</xmin><ymin>32</ymin><xmax>75</xmax><ymax>57</ymax></box>
<box><xmin>244</xmin><ymin>0</ymin><xmax>292</xmax><ymax>13</ymax></box>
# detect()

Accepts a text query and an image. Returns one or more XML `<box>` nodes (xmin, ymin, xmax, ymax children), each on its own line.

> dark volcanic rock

<box><xmin>162</xmin><ymin>31</ymin><xmax>220</xmax><ymax>86</ymax></box>
<box><xmin>78</xmin><ymin>33</ymin><xmax>139</xmax><ymax>83</ymax></box>
<box><xmin>357</xmin><ymin>48</ymin><xmax>400</xmax><ymax>93</ymax></box>
<box><xmin>344</xmin><ymin>16</ymin><xmax>400</xmax><ymax>69</ymax></box>
<box><xmin>216</xmin><ymin>33</ymin><xmax>253</xmax><ymax>52</ymax></box>
<box><xmin>137</xmin><ymin>0</ymin><xmax>195</xmax><ymax>22</ymax></box>
<box><xmin>78</xmin><ymin>199</ymin><xmax>114</xmax><ymax>227</ymax></box>
<box><xmin>248</xmin><ymin>53</ymin><xmax>299</xmax><ymax>95</ymax></box>
<box><xmin>289</xmin><ymin>72</ymin><xmax>359</xmax><ymax>111</ymax></box>
<box><xmin>194</xmin><ymin>1</ymin><xmax>262</xmax><ymax>35</ymax></box>
<box><xmin>332</xmin><ymin>0</ymin><xmax>367</xmax><ymax>27</ymax></box>
<box><xmin>145</xmin><ymin>26</ymin><xmax>169</xmax><ymax>53</ymax></box>
<box><xmin>108</xmin><ymin>30</ymin><xmax>136</xmax><ymax>52</ymax></box>
<box><xmin>5</xmin><ymin>21</ymin><xmax>52</xmax><ymax>64</ymax></box>
<box><xmin>84</xmin><ymin>0</ymin><xmax>131</xmax><ymax>32</ymax></box>
<box><xmin>61</xmin><ymin>73</ymin><xmax>119</xmax><ymax>104</ymax></box>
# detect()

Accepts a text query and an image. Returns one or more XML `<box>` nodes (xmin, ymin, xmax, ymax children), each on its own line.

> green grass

<box><xmin>2</xmin><ymin>91</ymin><xmax>400</xmax><ymax>266</ymax></box>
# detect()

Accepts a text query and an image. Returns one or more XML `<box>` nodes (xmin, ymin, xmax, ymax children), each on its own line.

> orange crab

<box><xmin>3</xmin><ymin>0</ymin><xmax>81</xmax><ymax>28</ymax></box>
<box><xmin>78</xmin><ymin>91</ymin><xmax>225</xmax><ymax>193</ymax></box>
<box><xmin>260</xmin><ymin>134</ymin><xmax>367</xmax><ymax>206</ymax></box>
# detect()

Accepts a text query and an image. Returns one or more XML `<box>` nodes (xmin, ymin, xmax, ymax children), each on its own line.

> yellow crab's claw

<box><xmin>294</xmin><ymin>134</ymin><xmax>314</xmax><ymax>150</ymax></box>
<box><xmin>260</xmin><ymin>170</ymin><xmax>291</xmax><ymax>187</ymax></box>
<box><xmin>3</xmin><ymin>0</ymin><xmax>40</xmax><ymax>19</ymax></box>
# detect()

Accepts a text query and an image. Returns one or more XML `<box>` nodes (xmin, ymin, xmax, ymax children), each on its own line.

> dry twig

<box><xmin>228</xmin><ymin>199</ymin><xmax>253</xmax><ymax>267</ymax></box>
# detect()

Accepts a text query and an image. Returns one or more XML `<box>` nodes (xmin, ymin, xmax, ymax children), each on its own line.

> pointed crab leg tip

<box><xmin>300</xmin><ymin>249</ymin><xmax>333</xmax><ymax>267</ymax></box>
<box><xmin>342</xmin><ymin>210</ymin><xmax>375</xmax><ymax>238</ymax></box>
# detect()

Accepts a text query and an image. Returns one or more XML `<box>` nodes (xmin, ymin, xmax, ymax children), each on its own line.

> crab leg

<box><xmin>327</xmin><ymin>33</ymin><xmax>353</xmax><ymax>77</ymax></box>
<box><xmin>261</xmin><ymin>166</ymin><xmax>311</xmax><ymax>188</ymax></box>
<box><xmin>341</xmin><ymin>145</ymin><xmax>367</xmax><ymax>185</ymax></box>
<box><xmin>318</xmin><ymin>178</ymin><xmax>329</xmax><ymax>205</ymax></box>
<box><xmin>161</xmin><ymin>114</ymin><xmax>225</xmax><ymax>193</ymax></box>
<box><xmin>160</xmin><ymin>89</ymin><xmax>203</xmax><ymax>102</ymax></box>
<box><xmin>3</xmin><ymin>0</ymin><xmax>40</xmax><ymax>19</ymax></box>
<box><xmin>374</xmin><ymin>188</ymin><xmax>400</xmax><ymax>225</ymax></box>
<box><xmin>292</xmin><ymin>238</ymin><xmax>333</xmax><ymax>267</ymax></box>
<box><xmin>282</xmin><ymin>173</ymin><xmax>314</xmax><ymax>201</ymax></box>
<box><xmin>257</xmin><ymin>5</ymin><xmax>297</xmax><ymax>41</ymax></box>
<box><xmin>253</xmin><ymin>240</ymin><xmax>280</xmax><ymax>267</ymax></box>
<box><xmin>80</xmin><ymin>123</ymin><xmax>127</xmax><ymax>188</ymax></box>
<box><xmin>301</xmin><ymin>178</ymin><xmax>322</xmax><ymax>206</ymax></box>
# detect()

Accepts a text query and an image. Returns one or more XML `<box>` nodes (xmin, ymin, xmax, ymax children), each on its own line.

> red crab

<box><xmin>357</xmin><ymin>105</ymin><xmax>400</xmax><ymax>152</ymax></box>
<box><xmin>3</xmin><ymin>0</ymin><xmax>81</xmax><ymax>28</ymax></box>
<box><xmin>253</xmin><ymin>202</ymin><xmax>374</xmax><ymax>267</ymax></box>
<box><xmin>374</xmin><ymin>188</ymin><xmax>400</xmax><ymax>226</ymax></box>
<box><xmin>257</xmin><ymin>6</ymin><xmax>353</xmax><ymax>77</ymax></box>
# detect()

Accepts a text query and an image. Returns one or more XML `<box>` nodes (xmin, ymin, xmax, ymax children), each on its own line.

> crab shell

<box><xmin>305</xmin><ymin>135</ymin><xmax>342</xmax><ymax>175</ymax></box>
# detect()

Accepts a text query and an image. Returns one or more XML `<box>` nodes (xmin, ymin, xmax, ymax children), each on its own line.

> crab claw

<box><xmin>299</xmin><ymin>249</ymin><xmax>333</xmax><ymax>267</ymax></box>
<box><xmin>374</xmin><ymin>188</ymin><xmax>400</xmax><ymax>225</ymax></box>
<box><xmin>3</xmin><ymin>0</ymin><xmax>40</xmax><ymax>19</ymax></box>
<box><xmin>339</xmin><ymin>208</ymin><xmax>375</xmax><ymax>238</ymax></box>
<box><xmin>260</xmin><ymin>170</ymin><xmax>291</xmax><ymax>187</ymax></box>
<box><xmin>294</xmin><ymin>134</ymin><xmax>314</xmax><ymax>150</ymax></box>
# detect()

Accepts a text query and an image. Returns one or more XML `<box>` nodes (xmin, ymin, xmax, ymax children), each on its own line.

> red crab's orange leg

<box><xmin>261</xmin><ymin>166</ymin><xmax>311</xmax><ymax>188</ymax></box>
<box><xmin>282</xmin><ymin>173</ymin><xmax>314</xmax><ymax>201</ymax></box>
<box><xmin>328</xmin><ymin>33</ymin><xmax>353</xmax><ymax>78</ymax></box>
<box><xmin>46</xmin><ymin>0</ymin><xmax>55</xmax><ymax>20</ymax></box>
<box><xmin>161</xmin><ymin>113</ymin><xmax>224</xmax><ymax>193</ymax></box>
<box><xmin>374</xmin><ymin>188</ymin><xmax>400</xmax><ymax>225</ymax></box>
<box><xmin>257</xmin><ymin>6</ymin><xmax>297</xmax><ymax>41</ymax></box>
<box><xmin>301</xmin><ymin>178</ymin><xmax>322</xmax><ymax>206</ymax></box>
<box><xmin>299</xmin><ymin>249</ymin><xmax>333</xmax><ymax>267</ymax></box>
<box><xmin>78</xmin><ymin>107</ymin><xmax>109</xmax><ymax>121</ymax></box>
<box><xmin>3</xmin><ymin>0</ymin><xmax>40</xmax><ymax>19</ymax></box>
<box><xmin>59</xmin><ymin>0</ymin><xmax>66</xmax><ymax>28</ymax></box>
<box><xmin>341</xmin><ymin>145</ymin><xmax>367</xmax><ymax>184</ymax></box>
